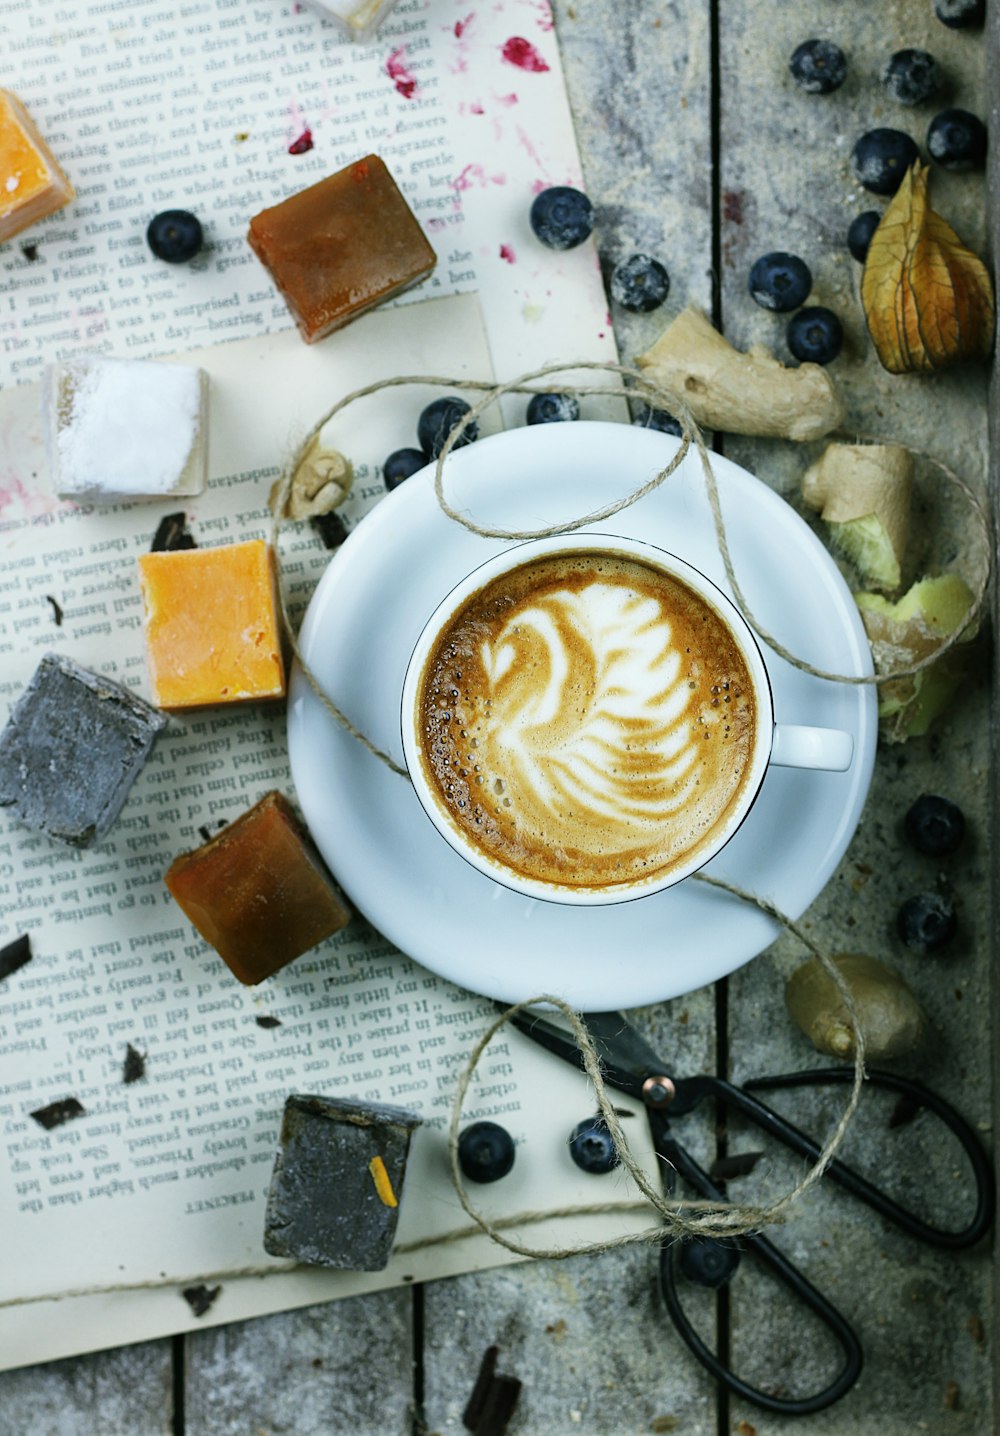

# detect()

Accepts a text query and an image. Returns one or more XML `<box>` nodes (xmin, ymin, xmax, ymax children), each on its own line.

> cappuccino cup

<box><xmin>400</xmin><ymin>533</ymin><xmax>854</xmax><ymax>905</ymax></box>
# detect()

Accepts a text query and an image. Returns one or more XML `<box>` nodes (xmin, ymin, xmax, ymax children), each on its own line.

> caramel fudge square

<box><xmin>137</xmin><ymin>539</ymin><xmax>285</xmax><ymax>711</ymax></box>
<box><xmin>264</xmin><ymin>1094</ymin><xmax>421</xmax><ymax>1270</ymax></box>
<box><xmin>0</xmin><ymin>653</ymin><xmax>167</xmax><ymax>848</ymax></box>
<box><xmin>247</xmin><ymin>154</ymin><xmax>436</xmax><ymax>343</ymax></box>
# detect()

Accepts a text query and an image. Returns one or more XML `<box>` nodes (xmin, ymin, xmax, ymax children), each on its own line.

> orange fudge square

<box><xmin>165</xmin><ymin>791</ymin><xmax>351</xmax><ymax>984</ymax></box>
<box><xmin>138</xmin><ymin>539</ymin><xmax>285</xmax><ymax>711</ymax></box>
<box><xmin>0</xmin><ymin>89</ymin><xmax>75</xmax><ymax>243</ymax></box>
<box><xmin>247</xmin><ymin>154</ymin><xmax>436</xmax><ymax>343</ymax></box>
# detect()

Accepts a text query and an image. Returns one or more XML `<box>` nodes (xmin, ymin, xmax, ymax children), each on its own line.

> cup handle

<box><xmin>770</xmin><ymin>724</ymin><xmax>854</xmax><ymax>773</ymax></box>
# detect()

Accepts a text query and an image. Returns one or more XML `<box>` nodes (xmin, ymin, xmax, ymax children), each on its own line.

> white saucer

<box><xmin>287</xmin><ymin>422</ymin><xmax>876</xmax><ymax>1010</ymax></box>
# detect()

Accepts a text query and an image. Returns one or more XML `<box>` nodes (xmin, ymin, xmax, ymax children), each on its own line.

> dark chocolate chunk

<box><xmin>150</xmin><ymin>512</ymin><xmax>197</xmax><ymax>552</ymax></box>
<box><xmin>45</xmin><ymin>595</ymin><xmax>64</xmax><ymax>626</ymax></box>
<box><xmin>21</xmin><ymin>243</ymin><xmax>39</xmax><ymax>262</ymax></box>
<box><xmin>888</xmin><ymin>1093</ymin><xmax>923</xmax><ymax>1129</ymax></box>
<box><xmin>263</xmin><ymin>1094</ymin><xmax>421</xmax><ymax>1270</ymax></box>
<box><xmin>310</xmin><ymin>510</ymin><xmax>349</xmax><ymax>550</ymax></box>
<box><xmin>0</xmin><ymin>653</ymin><xmax>167</xmax><ymax>847</ymax></box>
<box><xmin>182</xmin><ymin>1283</ymin><xmax>221</xmax><ymax>1317</ymax></box>
<box><xmin>123</xmin><ymin>1043</ymin><xmax>146</xmax><ymax>1084</ymax></box>
<box><xmin>0</xmin><ymin>933</ymin><xmax>32</xmax><ymax>984</ymax></box>
<box><xmin>30</xmin><ymin>1097</ymin><xmax>85</xmax><ymax>1130</ymax></box>
<box><xmin>256</xmin><ymin>1015</ymin><xmax>282</xmax><ymax>1029</ymax></box>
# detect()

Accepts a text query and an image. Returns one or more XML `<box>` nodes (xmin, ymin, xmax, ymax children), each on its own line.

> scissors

<box><xmin>504</xmin><ymin>1005</ymin><xmax>995</xmax><ymax>1416</ymax></box>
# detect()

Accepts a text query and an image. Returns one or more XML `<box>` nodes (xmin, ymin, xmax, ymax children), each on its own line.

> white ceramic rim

<box><xmin>399</xmin><ymin>531</ymin><xmax>777</xmax><ymax>906</ymax></box>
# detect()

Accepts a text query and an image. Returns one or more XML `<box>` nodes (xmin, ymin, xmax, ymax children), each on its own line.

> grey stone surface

<box><xmin>0</xmin><ymin>1341</ymin><xmax>173</xmax><ymax>1436</ymax></box>
<box><xmin>184</xmin><ymin>1293</ymin><xmax>415</xmax><ymax>1435</ymax></box>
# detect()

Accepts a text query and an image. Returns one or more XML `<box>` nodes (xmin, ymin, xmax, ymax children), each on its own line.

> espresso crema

<box><xmin>416</xmin><ymin>551</ymin><xmax>758</xmax><ymax>890</ymax></box>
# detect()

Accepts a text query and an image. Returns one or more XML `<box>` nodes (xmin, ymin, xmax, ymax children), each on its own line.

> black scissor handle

<box><xmin>655</xmin><ymin>1128</ymin><xmax>863</xmax><ymax>1415</ymax></box>
<box><xmin>738</xmin><ymin>1066</ymin><xmax>995</xmax><ymax>1249</ymax></box>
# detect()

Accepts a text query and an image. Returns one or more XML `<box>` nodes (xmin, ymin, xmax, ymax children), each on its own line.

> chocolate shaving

<box><xmin>310</xmin><ymin>511</ymin><xmax>349</xmax><ymax>550</ymax></box>
<box><xmin>0</xmin><ymin>933</ymin><xmax>32</xmax><ymax>984</ymax></box>
<box><xmin>888</xmin><ymin>1093</ymin><xmax>923</xmax><ymax>1129</ymax></box>
<box><xmin>123</xmin><ymin>1043</ymin><xmax>146</xmax><ymax>1084</ymax></box>
<box><xmin>198</xmin><ymin>826</ymin><xmax>212</xmax><ymax>843</ymax></box>
<box><xmin>45</xmin><ymin>595</ymin><xmax>64</xmax><ymax>626</ymax></box>
<box><xmin>182</xmin><ymin>1283</ymin><xmax>221</xmax><ymax>1317</ymax></box>
<box><xmin>473</xmin><ymin>1376</ymin><xmax>521</xmax><ymax>1435</ymax></box>
<box><xmin>151</xmin><ymin>512</ymin><xmax>197</xmax><ymax>552</ymax></box>
<box><xmin>709</xmin><ymin>1151</ymin><xmax>764</xmax><ymax>1182</ymax></box>
<box><xmin>463</xmin><ymin>1346</ymin><xmax>499</xmax><ymax>1429</ymax></box>
<box><xmin>30</xmin><ymin>1097</ymin><xmax>85</xmax><ymax>1130</ymax></box>
<box><xmin>21</xmin><ymin>243</ymin><xmax>38</xmax><ymax>262</ymax></box>
<box><xmin>463</xmin><ymin>1346</ymin><xmax>521</xmax><ymax>1435</ymax></box>
<box><xmin>256</xmin><ymin>1015</ymin><xmax>282</xmax><ymax>1029</ymax></box>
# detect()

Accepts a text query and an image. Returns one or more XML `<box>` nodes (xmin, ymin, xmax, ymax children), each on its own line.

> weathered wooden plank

<box><xmin>717</xmin><ymin>3</ymin><xmax>993</xmax><ymax>1431</ymax></box>
<box><xmin>0</xmin><ymin>1340</ymin><xmax>174</xmax><ymax>1436</ymax></box>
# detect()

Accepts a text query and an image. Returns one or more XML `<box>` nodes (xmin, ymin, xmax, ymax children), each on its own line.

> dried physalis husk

<box><xmin>270</xmin><ymin>440</ymin><xmax>353</xmax><ymax>520</ymax></box>
<box><xmin>861</xmin><ymin>161</ymin><xmax>995</xmax><ymax>374</ymax></box>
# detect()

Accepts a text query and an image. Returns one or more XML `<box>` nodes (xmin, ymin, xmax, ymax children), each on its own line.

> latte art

<box><xmin>417</xmin><ymin>552</ymin><xmax>757</xmax><ymax>890</ymax></box>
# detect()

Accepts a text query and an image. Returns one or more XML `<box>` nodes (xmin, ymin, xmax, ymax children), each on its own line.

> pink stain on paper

<box><xmin>501</xmin><ymin>37</ymin><xmax>549</xmax><ymax>72</ymax></box>
<box><xmin>288</xmin><ymin>128</ymin><xmax>314</xmax><ymax>154</ymax></box>
<box><xmin>499</xmin><ymin>243</ymin><xmax>516</xmax><ymax>264</ymax></box>
<box><xmin>0</xmin><ymin>475</ymin><xmax>55</xmax><ymax>519</ymax></box>
<box><xmin>451</xmin><ymin>162</ymin><xmax>507</xmax><ymax>191</ymax></box>
<box><xmin>495</xmin><ymin>91</ymin><xmax>519</xmax><ymax>107</ymax></box>
<box><xmin>386</xmin><ymin>47</ymin><xmax>418</xmax><ymax>100</ymax></box>
<box><xmin>454</xmin><ymin>12</ymin><xmax>474</xmax><ymax>38</ymax></box>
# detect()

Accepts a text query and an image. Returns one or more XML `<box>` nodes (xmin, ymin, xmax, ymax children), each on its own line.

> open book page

<box><xmin>0</xmin><ymin>300</ymin><xmax>658</xmax><ymax>1371</ymax></box>
<box><xmin>0</xmin><ymin>0</ymin><xmax>618</xmax><ymax>400</ymax></box>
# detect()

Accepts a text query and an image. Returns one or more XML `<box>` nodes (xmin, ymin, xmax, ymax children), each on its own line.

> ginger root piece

<box><xmin>270</xmin><ymin>440</ymin><xmax>353</xmax><ymax>521</ymax></box>
<box><xmin>802</xmin><ymin>442</ymin><xmax>914</xmax><ymax>591</ymax></box>
<box><xmin>786</xmin><ymin>952</ymin><xmax>927</xmax><ymax>1060</ymax></box>
<box><xmin>855</xmin><ymin>573</ymin><xmax>978</xmax><ymax>740</ymax></box>
<box><xmin>635</xmin><ymin>305</ymin><xmax>845</xmax><ymax>441</ymax></box>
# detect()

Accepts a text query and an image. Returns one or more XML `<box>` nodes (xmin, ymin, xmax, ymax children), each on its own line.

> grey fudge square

<box><xmin>0</xmin><ymin>652</ymin><xmax>167</xmax><ymax>847</ymax></box>
<box><xmin>264</xmin><ymin>1094</ymin><xmax>421</xmax><ymax>1270</ymax></box>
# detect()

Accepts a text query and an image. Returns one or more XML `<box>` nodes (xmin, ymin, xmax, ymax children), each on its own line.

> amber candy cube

<box><xmin>247</xmin><ymin>154</ymin><xmax>436</xmax><ymax>343</ymax></box>
<box><xmin>165</xmin><ymin>791</ymin><xmax>350</xmax><ymax>984</ymax></box>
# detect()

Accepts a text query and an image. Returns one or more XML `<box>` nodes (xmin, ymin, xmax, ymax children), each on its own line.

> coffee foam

<box><xmin>418</xmin><ymin>552</ymin><xmax>757</xmax><ymax>889</ymax></box>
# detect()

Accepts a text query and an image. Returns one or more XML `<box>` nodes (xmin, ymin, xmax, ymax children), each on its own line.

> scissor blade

<box><xmin>499</xmin><ymin>1004</ymin><xmax>669</xmax><ymax>1099</ymax></box>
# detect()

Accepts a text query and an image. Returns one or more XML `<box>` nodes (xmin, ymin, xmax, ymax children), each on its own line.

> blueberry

<box><xmin>568</xmin><ymin>1114</ymin><xmax>619</xmax><ymax>1174</ymax></box>
<box><xmin>789</xmin><ymin>39</ymin><xmax>847</xmax><ymax>95</ymax></box>
<box><xmin>747</xmin><ymin>251</ymin><xmax>812</xmax><ymax>313</ymax></box>
<box><xmin>678</xmin><ymin>1237</ymin><xmax>741</xmax><ymax>1289</ymax></box>
<box><xmin>847</xmin><ymin>210</ymin><xmax>881</xmax><ymax>263</ymax></box>
<box><xmin>934</xmin><ymin>0</ymin><xmax>985</xmax><ymax>29</ymax></box>
<box><xmin>457</xmin><ymin>1121</ymin><xmax>516</xmax><ymax>1183</ymax></box>
<box><xmin>904</xmin><ymin>795</ymin><xmax>966</xmax><ymax>857</ymax></box>
<box><xmin>146</xmin><ymin>209</ymin><xmax>203</xmax><ymax>263</ymax></box>
<box><xmin>416</xmin><ymin>397</ymin><xmax>478</xmax><ymax>458</ymax></box>
<box><xmin>851</xmin><ymin>129</ymin><xmax>920</xmax><ymax>195</ymax></box>
<box><xmin>881</xmin><ymin>50</ymin><xmax>944</xmax><ymax>107</ymax></box>
<box><xmin>526</xmin><ymin>392</ymin><xmax>580</xmax><ymax>424</ymax></box>
<box><xmin>897</xmin><ymin>892</ymin><xmax>958</xmax><ymax>954</ymax></box>
<box><xmin>609</xmin><ymin>253</ymin><xmax>670</xmax><ymax>312</ymax></box>
<box><xmin>529</xmin><ymin>186</ymin><xmax>594</xmax><ymax>250</ymax></box>
<box><xmin>631</xmin><ymin>405</ymin><xmax>682</xmax><ymax>437</ymax></box>
<box><xmin>382</xmin><ymin>447</ymin><xmax>427</xmax><ymax>491</ymax></box>
<box><xmin>927</xmin><ymin>109</ymin><xmax>987</xmax><ymax>172</ymax></box>
<box><xmin>786</xmin><ymin>306</ymin><xmax>843</xmax><ymax>365</ymax></box>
